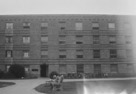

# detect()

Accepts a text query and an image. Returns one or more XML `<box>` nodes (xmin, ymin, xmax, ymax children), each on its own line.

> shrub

<box><xmin>8</xmin><ymin>64</ymin><xmax>25</xmax><ymax>78</ymax></box>
<box><xmin>49</xmin><ymin>71</ymin><xmax>58</xmax><ymax>79</ymax></box>
<box><xmin>0</xmin><ymin>70</ymin><xmax>4</xmax><ymax>78</ymax></box>
<box><xmin>2</xmin><ymin>72</ymin><xmax>15</xmax><ymax>79</ymax></box>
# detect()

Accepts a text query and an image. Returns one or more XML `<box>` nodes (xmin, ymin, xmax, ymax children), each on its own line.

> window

<box><xmin>93</xmin><ymin>35</ymin><xmax>99</xmax><ymax>44</ymax></box>
<box><xmin>77</xmin><ymin>64</ymin><xmax>84</xmax><ymax>73</ymax></box>
<box><xmin>59</xmin><ymin>64</ymin><xmax>67</xmax><ymax>74</ymax></box>
<box><xmin>109</xmin><ymin>35</ymin><xmax>116</xmax><ymax>44</ymax></box>
<box><xmin>6</xmin><ymin>23</ymin><xmax>13</xmax><ymax>29</ymax></box>
<box><xmin>23</xmin><ymin>22</ymin><xmax>30</xmax><ymax>29</ymax></box>
<box><xmin>59</xmin><ymin>55</ymin><xmax>66</xmax><ymax>59</ymax></box>
<box><xmin>126</xmin><ymin>49</ymin><xmax>132</xmax><ymax>58</ymax></box>
<box><xmin>76</xmin><ymin>49</ymin><xmax>83</xmax><ymax>52</ymax></box>
<box><xmin>125</xmin><ymin>36</ymin><xmax>131</xmax><ymax>44</ymax></box>
<box><xmin>76</xmin><ymin>41</ymin><xmax>83</xmax><ymax>44</ymax></box>
<box><xmin>76</xmin><ymin>35</ymin><xmax>83</xmax><ymax>38</ymax></box>
<box><xmin>59</xmin><ymin>49</ymin><xmax>66</xmax><ymax>52</ymax></box>
<box><xmin>60</xmin><ymin>27</ymin><xmax>65</xmax><ymax>30</ymax></box>
<box><xmin>6</xmin><ymin>36</ymin><xmax>13</xmax><ymax>43</ymax></box>
<box><xmin>76</xmin><ymin>49</ymin><xmax>83</xmax><ymax>58</ymax></box>
<box><xmin>110</xmin><ymin>64</ymin><xmax>118</xmax><ymax>73</ymax></box>
<box><xmin>59</xmin><ymin>49</ymin><xmax>66</xmax><ymax>58</ymax></box>
<box><xmin>59</xmin><ymin>41</ymin><xmax>66</xmax><ymax>45</ymax></box>
<box><xmin>59</xmin><ymin>21</ymin><xmax>66</xmax><ymax>31</ymax></box>
<box><xmin>32</xmin><ymin>69</ymin><xmax>38</xmax><ymax>71</ymax></box>
<box><xmin>59</xmin><ymin>35</ymin><xmax>66</xmax><ymax>38</ymax></box>
<box><xmin>41</xmin><ymin>22</ymin><xmax>48</xmax><ymax>29</ymax></box>
<box><xmin>23</xmin><ymin>36</ymin><xmax>30</xmax><ymax>44</ymax></box>
<box><xmin>93</xmin><ymin>50</ymin><xmax>100</xmax><ymax>58</ymax></box>
<box><xmin>41</xmin><ymin>36</ymin><xmax>48</xmax><ymax>43</ymax></box>
<box><xmin>6</xmin><ymin>50</ymin><xmax>12</xmax><ymax>58</ymax></box>
<box><xmin>110</xmin><ymin>49</ymin><xmax>117</xmax><ymax>58</ymax></box>
<box><xmin>76</xmin><ymin>55</ymin><xmax>83</xmax><ymax>58</ymax></box>
<box><xmin>108</xmin><ymin>23</ymin><xmax>115</xmax><ymax>29</ymax></box>
<box><xmin>75</xmin><ymin>23</ymin><xmax>83</xmax><ymax>30</ymax></box>
<box><xmin>94</xmin><ymin>64</ymin><xmax>101</xmax><ymax>74</ymax></box>
<box><xmin>127</xmin><ymin>64</ymin><xmax>134</xmax><ymax>73</ymax></box>
<box><xmin>23</xmin><ymin>50</ymin><xmax>29</xmax><ymax>58</ymax></box>
<box><xmin>92</xmin><ymin>23</ymin><xmax>99</xmax><ymax>30</ymax></box>
<box><xmin>41</xmin><ymin>50</ymin><xmax>48</xmax><ymax>58</ymax></box>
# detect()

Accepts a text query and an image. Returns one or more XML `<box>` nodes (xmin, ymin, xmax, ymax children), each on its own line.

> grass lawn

<box><xmin>0</xmin><ymin>82</ymin><xmax>15</xmax><ymax>88</ymax></box>
<box><xmin>35</xmin><ymin>79</ymin><xmax>136</xmax><ymax>94</ymax></box>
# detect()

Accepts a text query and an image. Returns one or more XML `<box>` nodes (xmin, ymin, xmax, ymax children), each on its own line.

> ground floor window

<box><xmin>77</xmin><ymin>64</ymin><xmax>84</xmax><ymax>73</ymax></box>
<box><xmin>94</xmin><ymin>64</ymin><xmax>101</xmax><ymax>74</ymax></box>
<box><xmin>110</xmin><ymin>64</ymin><xmax>118</xmax><ymax>73</ymax></box>
<box><xmin>59</xmin><ymin>64</ymin><xmax>67</xmax><ymax>74</ymax></box>
<box><xmin>127</xmin><ymin>64</ymin><xmax>134</xmax><ymax>73</ymax></box>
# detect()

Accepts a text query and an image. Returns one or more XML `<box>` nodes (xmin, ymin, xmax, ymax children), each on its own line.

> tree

<box><xmin>8</xmin><ymin>64</ymin><xmax>25</xmax><ymax>78</ymax></box>
<box><xmin>49</xmin><ymin>71</ymin><xmax>58</xmax><ymax>79</ymax></box>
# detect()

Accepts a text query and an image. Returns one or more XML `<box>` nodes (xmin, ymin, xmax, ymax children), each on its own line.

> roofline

<box><xmin>0</xmin><ymin>14</ymin><xmax>135</xmax><ymax>17</ymax></box>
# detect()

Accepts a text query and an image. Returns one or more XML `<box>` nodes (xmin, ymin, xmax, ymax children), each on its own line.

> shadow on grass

<box><xmin>34</xmin><ymin>80</ymin><xmax>136</xmax><ymax>94</ymax></box>
<box><xmin>0</xmin><ymin>82</ymin><xmax>15</xmax><ymax>88</ymax></box>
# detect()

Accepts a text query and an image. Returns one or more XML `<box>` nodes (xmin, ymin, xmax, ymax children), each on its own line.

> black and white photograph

<box><xmin>0</xmin><ymin>0</ymin><xmax>136</xmax><ymax>94</ymax></box>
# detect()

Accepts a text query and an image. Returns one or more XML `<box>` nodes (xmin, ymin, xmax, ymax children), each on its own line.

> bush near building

<box><xmin>0</xmin><ymin>70</ymin><xmax>4</xmax><ymax>78</ymax></box>
<box><xmin>49</xmin><ymin>71</ymin><xmax>58</xmax><ymax>79</ymax></box>
<box><xmin>8</xmin><ymin>64</ymin><xmax>25</xmax><ymax>78</ymax></box>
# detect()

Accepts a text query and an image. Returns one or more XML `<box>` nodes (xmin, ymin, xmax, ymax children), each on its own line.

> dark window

<box><xmin>59</xmin><ymin>35</ymin><xmax>66</xmax><ymax>38</ymax></box>
<box><xmin>93</xmin><ymin>50</ymin><xmax>100</xmax><ymax>58</ymax></box>
<box><xmin>76</xmin><ymin>55</ymin><xmax>83</xmax><ymax>58</ymax></box>
<box><xmin>110</xmin><ymin>64</ymin><xmax>118</xmax><ymax>73</ymax></box>
<box><xmin>41</xmin><ymin>50</ymin><xmax>48</xmax><ymax>58</ymax></box>
<box><xmin>76</xmin><ymin>49</ymin><xmax>83</xmax><ymax>52</ymax></box>
<box><xmin>76</xmin><ymin>41</ymin><xmax>83</xmax><ymax>44</ymax></box>
<box><xmin>77</xmin><ymin>64</ymin><xmax>84</xmax><ymax>73</ymax></box>
<box><xmin>32</xmin><ymin>69</ymin><xmax>38</xmax><ymax>71</ymax></box>
<box><xmin>60</xmin><ymin>27</ymin><xmax>65</xmax><ymax>30</ymax></box>
<box><xmin>59</xmin><ymin>49</ymin><xmax>66</xmax><ymax>52</ymax></box>
<box><xmin>59</xmin><ymin>55</ymin><xmax>66</xmax><ymax>58</ymax></box>
<box><xmin>93</xmin><ymin>35</ymin><xmax>99</xmax><ymax>44</ymax></box>
<box><xmin>23</xmin><ymin>22</ymin><xmax>30</xmax><ymax>29</ymax></box>
<box><xmin>59</xmin><ymin>41</ymin><xmax>65</xmax><ymax>44</ymax></box>
<box><xmin>110</xmin><ymin>49</ymin><xmax>117</xmax><ymax>58</ymax></box>
<box><xmin>92</xmin><ymin>23</ymin><xmax>99</xmax><ymax>30</ymax></box>
<box><xmin>76</xmin><ymin>35</ymin><xmax>83</xmax><ymax>38</ymax></box>
<box><xmin>109</xmin><ymin>35</ymin><xmax>116</xmax><ymax>44</ymax></box>
<box><xmin>125</xmin><ymin>36</ymin><xmax>131</xmax><ymax>44</ymax></box>
<box><xmin>94</xmin><ymin>64</ymin><xmax>101</xmax><ymax>74</ymax></box>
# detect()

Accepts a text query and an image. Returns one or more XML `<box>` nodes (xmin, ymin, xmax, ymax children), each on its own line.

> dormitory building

<box><xmin>0</xmin><ymin>14</ymin><xmax>135</xmax><ymax>77</ymax></box>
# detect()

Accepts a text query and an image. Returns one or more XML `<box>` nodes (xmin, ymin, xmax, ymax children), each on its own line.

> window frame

<box><xmin>23</xmin><ymin>36</ymin><xmax>30</xmax><ymax>44</ymax></box>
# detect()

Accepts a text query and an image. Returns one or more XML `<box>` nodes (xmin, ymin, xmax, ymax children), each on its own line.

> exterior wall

<box><xmin>0</xmin><ymin>15</ymin><xmax>135</xmax><ymax>77</ymax></box>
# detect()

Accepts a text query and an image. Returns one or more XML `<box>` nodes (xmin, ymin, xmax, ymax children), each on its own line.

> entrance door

<box><xmin>40</xmin><ymin>64</ymin><xmax>48</xmax><ymax>77</ymax></box>
<box><xmin>94</xmin><ymin>64</ymin><xmax>101</xmax><ymax>77</ymax></box>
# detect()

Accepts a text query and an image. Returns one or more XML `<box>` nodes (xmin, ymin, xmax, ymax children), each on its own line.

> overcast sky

<box><xmin>0</xmin><ymin>0</ymin><xmax>135</xmax><ymax>15</ymax></box>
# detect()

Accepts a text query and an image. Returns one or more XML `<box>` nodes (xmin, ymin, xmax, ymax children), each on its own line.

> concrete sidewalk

<box><xmin>0</xmin><ymin>77</ymin><xmax>136</xmax><ymax>94</ymax></box>
<box><xmin>0</xmin><ymin>78</ymin><xmax>49</xmax><ymax>94</ymax></box>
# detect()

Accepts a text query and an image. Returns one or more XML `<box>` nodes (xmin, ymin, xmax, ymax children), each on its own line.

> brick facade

<box><xmin>0</xmin><ymin>14</ymin><xmax>135</xmax><ymax>77</ymax></box>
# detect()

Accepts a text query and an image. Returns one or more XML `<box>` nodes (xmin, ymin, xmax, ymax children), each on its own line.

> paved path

<box><xmin>0</xmin><ymin>78</ymin><xmax>49</xmax><ymax>94</ymax></box>
<box><xmin>1</xmin><ymin>77</ymin><xmax>136</xmax><ymax>94</ymax></box>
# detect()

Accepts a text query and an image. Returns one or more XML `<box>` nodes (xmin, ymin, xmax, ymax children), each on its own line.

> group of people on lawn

<box><xmin>49</xmin><ymin>74</ymin><xmax>64</xmax><ymax>91</ymax></box>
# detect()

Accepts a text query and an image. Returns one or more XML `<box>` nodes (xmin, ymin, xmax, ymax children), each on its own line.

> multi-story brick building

<box><xmin>0</xmin><ymin>14</ymin><xmax>135</xmax><ymax>77</ymax></box>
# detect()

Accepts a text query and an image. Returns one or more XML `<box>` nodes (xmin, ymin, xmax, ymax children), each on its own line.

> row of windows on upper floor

<box><xmin>5</xmin><ymin>22</ymin><xmax>128</xmax><ymax>30</ymax></box>
<box><xmin>5</xmin><ymin>35</ymin><xmax>131</xmax><ymax>44</ymax></box>
<box><xmin>5</xmin><ymin>49</ymin><xmax>131</xmax><ymax>59</ymax></box>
